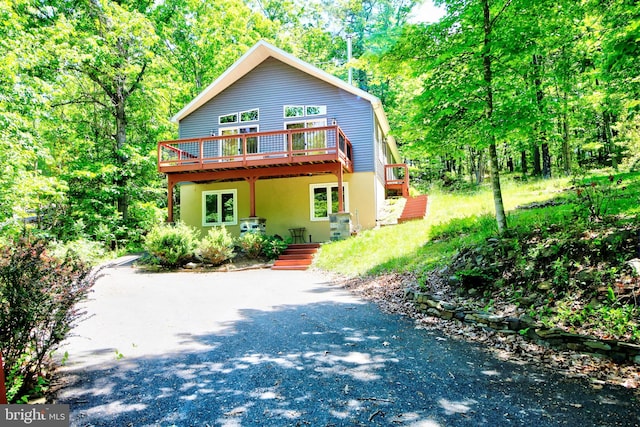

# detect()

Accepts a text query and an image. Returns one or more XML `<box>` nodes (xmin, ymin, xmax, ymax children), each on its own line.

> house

<box><xmin>158</xmin><ymin>40</ymin><xmax>411</xmax><ymax>243</ymax></box>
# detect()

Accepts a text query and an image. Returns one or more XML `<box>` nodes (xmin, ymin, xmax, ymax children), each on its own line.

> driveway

<box><xmin>56</xmin><ymin>266</ymin><xmax>639</xmax><ymax>426</ymax></box>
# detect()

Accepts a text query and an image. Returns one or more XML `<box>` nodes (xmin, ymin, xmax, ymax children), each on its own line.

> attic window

<box><xmin>284</xmin><ymin>105</ymin><xmax>326</xmax><ymax>118</ymax></box>
<box><xmin>240</xmin><ymin>109</ymin><xmax>259</xmax><ymax>122</ymax></box>
<box><xmin>219</xmin><ymin>113</ymin><xmax>238</xmax><ymax>124</ymax></box>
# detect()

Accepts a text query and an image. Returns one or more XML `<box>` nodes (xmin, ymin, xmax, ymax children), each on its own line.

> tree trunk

<box><xmin>603</xmin><ymin>110</ymin><xmax>617</xmax><ymax>170</ymax></box>
<box><xmin>532</xmin><ymin>141</ymin><xmax>541</xmax><ymax>176</ymax></box>
<box><xmin>115</xmin><ymin>100</ymin><xmax>129</xmax><ymax>222</ymax></box>
<box><xmin>533</xmin><ymin>54</ymin><xmax>551</xmax><ymax>179</ymax></box>
<box><xmin>541</xmin><ymin>142</ymin><xmax>551</xmax><ymax>179</ymax></box>
<box><xmin>482</xmin><ymin>0</ymin><xmax>507</xmax><ymax>234</ymax></box>
<box><xmin>521</xmin><ymin>150</ymin><xmax>528</xmax><ymax>177</ymax></box>
<box><xmin>561</xmin><ymin>92</ymin><xmax>571</xmax><ymax>175</ymax></box>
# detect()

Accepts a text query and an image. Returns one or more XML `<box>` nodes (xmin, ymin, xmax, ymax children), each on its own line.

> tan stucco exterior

<box><xmin>178</xmin><ymin>172</ymin><xmax>379</xmax><ymax>242</ymax></box>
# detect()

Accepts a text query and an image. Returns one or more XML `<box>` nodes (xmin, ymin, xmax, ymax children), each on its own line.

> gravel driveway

<box><xmin>55</xmin><ymin>265</ymin><xmax>639</xmax><ymax>426</ymax></box>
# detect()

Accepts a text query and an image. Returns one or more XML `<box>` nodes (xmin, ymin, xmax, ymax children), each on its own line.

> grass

<box><xmin>316</xmin><ymin>169</ymin><xmax>640</xmax><ymax>342</ymax></box>
<box><xmin>316</xmin><ymin>173</ymin><xmax>576</xmax><ymax>277</ymax></box>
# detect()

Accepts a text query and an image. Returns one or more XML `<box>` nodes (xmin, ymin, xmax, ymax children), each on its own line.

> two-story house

<box><xmin>158</xmin><ymin>40</ymin><xmax>412</xmax><ymax>243</ymax></box>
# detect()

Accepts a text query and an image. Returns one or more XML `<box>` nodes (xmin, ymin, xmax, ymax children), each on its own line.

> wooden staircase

<box><xmin>271</xmin><ymin>243</ymin><xmax>320</xmax><ymax>271</ymax></box>
<box><xmin>397</xmin><ymin>195</ymin><xmax>428</xmax><ymax>223</ymax></box>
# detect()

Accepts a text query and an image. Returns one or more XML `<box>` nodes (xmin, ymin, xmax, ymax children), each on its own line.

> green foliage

<box><xmin>0</xmin><ymin>237</ymin><xmax>97</xmax><ymax>402</ymax></box>
<box><xmin>237</xmin><ymin>232</ymin><xmax>264</xmax><ymax>259</ymax></box>
<box><xmin>571</xmin><ymin>174</ymin><xmax>626</xmax><ymax>221</ymax></box>
<box><xmin>198</xmin><ymin>227</ymin><xmax>235</xmax><ymax>265</ymax></box>
<box><xmin>261</xmin><ymin>235</ymin><xmax>289</xmax><ymax>260</ymax></box>
<box><xmin>144</xmin><ymin>222</ymin><xmax>198</xmax><ymax>268</ymax></box>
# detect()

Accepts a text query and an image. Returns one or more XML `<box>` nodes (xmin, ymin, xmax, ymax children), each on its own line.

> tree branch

<box><xmin>490</xmin><ymin>0</ymin><xmax>513</xmax><ymax>29</ymax></box>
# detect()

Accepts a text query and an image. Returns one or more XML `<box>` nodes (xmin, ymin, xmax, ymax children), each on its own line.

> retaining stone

<box><xmin>407</xmin><ymin>290</ymin><xmax>640</xmax><ymax>364</ymax></box>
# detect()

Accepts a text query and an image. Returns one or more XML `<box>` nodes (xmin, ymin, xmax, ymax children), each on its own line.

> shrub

<box><xmin>261</xmin><ymin>235</ymin><xmax>289</xmax><ymax>260</ymax></box>
<box><xmin>0</xmin><ymin>237</ymin><xmax>98</xmax><ymax>402</ymax></box>
<box><xmin>237</xmin><ymin>232</ymin><xmax>264</xmax><ymax>259</ymax></box>
<box><xmin>144</xmin><ymin>222</ymin><xmax>198</xmax><ymax>268</ymax></box>
<box><xmin>198</xmin><ymin>227</ymin><xmax>235</xmax><ymax>265</ymax></box>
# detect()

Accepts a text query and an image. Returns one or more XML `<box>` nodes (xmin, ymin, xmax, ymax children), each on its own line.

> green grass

<box><xmin>316</xmin><ymin>170</ymin><xmax>639</xmax><ymax>278</ymax></box>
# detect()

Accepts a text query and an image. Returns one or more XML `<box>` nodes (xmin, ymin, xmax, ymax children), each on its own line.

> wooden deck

<box><xmin>158</xmin><ymin>125</ymin><xmax>353</xmax><ymax>174</ymax></box>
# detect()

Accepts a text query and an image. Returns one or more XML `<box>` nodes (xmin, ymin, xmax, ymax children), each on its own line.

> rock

<box><xmin>535</xmin><ymin>328</ymin><xmax>565</xmax><ymax>339</ymax></box>
<box><xmin>627</xmin><ymin>259</ymin><xmax>640</xmax><ymax>275</ymax></box>
<box><xmin>440</xmin><ymin>310</ymin><xmax>455</xmax><ymax>320</ymax></box>
<box><xmin>403</xmin><ymin>288</ymin><xmax>415</xmax><ymax>300</ymax></box>
<box><xmin>185</xmin><ymin>262</ymin><xmax>199</xmax><ymax>269</ymax></box>
<box><xmin>448</xmin><ymin>275</ymin><xmax>460</xmax><ymax>286</ymax></box>
<box><xmin>454</xmin><ymin>311</ymin><xmax>466</xmax><ymax>321</ymax></box>
<box><xmin>464</xmin><ymin>314</ymin><xmax>478</xmax><ymax>323</ymax></box>
<box><xmin>537</xmin><ymin>281</ymin><xmax>552</xmax><ymax>291</ymax></box>
<box><xmin>506</xmin><ymin>317</ymin><xmax>521</xmax><ymax>331</ymax></box>
<box><xmin>426</xmin><ymin>299</ymin><xmax>441</xmax><ymax>309</ymax></box>
<box><xmin>584</xmin><ymin>340</ymin><xmax>612</xmax><ymax>351</ymax></box>
<box><xmin>467</xmin><ymin>288</ymin><xmax>478</xmax><ymax>296</ymax></box>
<box><xmin>567</xmin><ymin>343</ymin><xmax>583</xmax><ymax>351</ymax></box>
<box><xmin>426</xmin><ymin>308</ymin><xmax>441</xmax><ymax>317</ymax></box>
<box><xmin>440</xmin><ymin>301</ymin><xmax>457</xmax><ymax>310</ymax></box>
<box><xmin>634</xmin><ymin>355</ymin><xmax>640</xmax><ymax>364</ymax></box>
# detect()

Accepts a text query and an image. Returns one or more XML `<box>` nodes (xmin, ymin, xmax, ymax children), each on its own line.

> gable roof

<box><xmin>171</xmin><ymin>40</ymin><xmax>401</xmax><ymax>162</ymax></box>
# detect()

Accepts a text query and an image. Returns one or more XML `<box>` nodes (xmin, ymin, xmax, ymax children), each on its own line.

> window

<box><xmin>219</xmin><ymin>125</ymin><xmax>259</xmax><ymax>155</ymax></box>
<box><xmin>203</xmin><ymin>190</ymin><xmax>237</xmax><ymax>226</ymax></box>
<box><xmin>240</xmin><ymin>109</ymin><xmax>259</xmax><ymax>122</ymax></box>
<box><xmin>284</xmin><ymin>105</ymin><xmax>326</xmax><ymax>118</ymax></box>
<box><xmin>309</xmin><ymin>183</ymin><xmax>348</xmax><ymax>221</ymax></box>
<box><xmin>219</xmin><ymin>113</ymin><xmax>238</xmax><ymax>124</ymax></box>
<box><xmin>219</xmin><ymin>108</ymin><xmax>259</xmax><ymax>125</ymax></box>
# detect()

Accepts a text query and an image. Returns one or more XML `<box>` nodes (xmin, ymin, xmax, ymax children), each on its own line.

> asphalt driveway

<box><xmin>56</xmin><ymin>265</ymin><xmax>639</xmax><ymax>426</ymax></box>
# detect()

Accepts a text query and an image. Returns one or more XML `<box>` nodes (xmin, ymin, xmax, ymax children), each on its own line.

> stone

<box><xmin>440</xmin><ymin>310</ymin><xmax>455</xmax><ymax>320</ymax></box>
<box><xmin>403</xmin><ymin>288</ymin><xmax>414</xmax><ymax>300</ymax></box>
<box><xmin>506</xmin><ymin>317</ymin><xmax>521</xmax><ymax>331</ymax></box>
<box><xmin>467</xmin><ymin>288</ymin><xmax>478</xmax><ymax>296</ymax></box>
<box><xmin>440</xmin><ymin>301</ymin><xmax>456</xmax><ymax>310</ymax></box>
<box><xmin>426</xmin><ymin>299</ymin><xmax>441</xmax><ymax>309</ymax></box>
<box><xmin>567</xmin><ymin>343</ymin><xmax>583</xmax><ymax>351</ymax></box>
<box><xmin>464</xmin><ymin>314</ymin><xmax>478</xmax><ymax>323</ymax></box>
<box><xmin>185</xmin><ymin>262</ymin><xmax>199</xmax><ymax>269</ymax></box>
<box><xmin>584</xmin><ymin>340</ymin><xmax>612</xmax><ymax>351</ymax></box>
<box><xmin>537</xmin><ymin>281</ymin><xmax>552</xmax><ymax>291</ymax></box>
<box><xmin>627</xmin><ymin>258</ymin><xmax>640</xmax><ymax>276</ymax></box>
<box><xmin>454</xmin><ymin>311</ymin><xmax>466</xmax><ymax>321</ymax></box>
<box><xmin>535</xmin><ymin>328</ymin><xmax>565</xmax><ymax>339</ymax></box>
<box><xmin>519</xmin><ymin>315</ymin><xmax>537</xmax><ymax>328</ymax></box>
<box><xmin>426</xmin><ymin>308</ymin><xmax>441</xmax><ymax>317</ymax></box>
<box><xmin>634</xmin><ymin>355</ymin><xmax>640</xmax><ymax>364</ymax></box>
<box><xmin>448</xmin><ymin>275</ymin><xmax>460</xmax><ymax>286</ymax></box>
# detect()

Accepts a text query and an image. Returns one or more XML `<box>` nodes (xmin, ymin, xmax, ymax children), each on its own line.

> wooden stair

<box><xmin>397</xmin><ymin>195</ymin><xmax>428</xmax><ymax>223</ymax></box>
<box><xmin>271</xmin><ymin>243</ymin><xmax>320</xmax><ymax>271</ymax></box>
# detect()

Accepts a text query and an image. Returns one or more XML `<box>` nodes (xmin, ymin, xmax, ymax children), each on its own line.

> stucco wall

<box><xmin>178</xmin><ymin>172</ymin><xmax>378</xmax><ymax>242</ymax></box>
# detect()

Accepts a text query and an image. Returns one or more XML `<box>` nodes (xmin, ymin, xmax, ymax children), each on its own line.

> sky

<box><xmin>409</xmin><ymin>0</ymin><xmax>446</xmax><ymax>24</ymax></box>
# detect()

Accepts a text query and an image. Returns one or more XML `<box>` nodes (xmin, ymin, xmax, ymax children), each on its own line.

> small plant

<box><xmin>144</xmin><ymin>222</ymin><xmax>198</xmax><ymax>268</ymax></box>
<box><xmin>0</xmin><ymin>237</ymin><xmax>97</xmax><ymax>402</ymax></box>
<box><xmin>261</xmin><ymin>235</ymin><xmax>289</xmax><ymax>260</ymax></box>
<box><xmin>572</xmin><ymin>175</ymin><xmax>624</xmax><ymax>221</ymax></box>
<box><xmin>237</xmin><ymin>232</ymin><xmax>264</xmax><ymax>259</ymax></box>
<box><xmin>198</xmin><ymin>226</ymin><xmax>235</xmax><ymax>265</ymax></box>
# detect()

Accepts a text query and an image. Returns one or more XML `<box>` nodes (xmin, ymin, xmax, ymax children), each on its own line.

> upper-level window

<box><xmin>284</xmin><ymin>105</ymin><xmax>326</xmax><ymax>118</ymax></box>
<box><xmin>219</xmin><ymin>108</ymin><xmax>259</xmax><ymax>125</ymax></box>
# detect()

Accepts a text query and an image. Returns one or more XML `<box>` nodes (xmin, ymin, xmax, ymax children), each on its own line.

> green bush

<box><xmin>237</xmin><ymin>232</ymin><xmax>264</xmax><ymax>259</ymax></box>
<box><xmin>198</xmin><ymin>227</ymin><xmax>235</xmax><ymax>265</ymax></box>
<box><xmin>0</xmin><ymin>237</ymin><xmax>97</xmax><ymax>402</ymax></box>
<box><xmin>261</xmin><ymin>235</ymin><xmax>289</xmax><ymax>260</ymax></box>
<box><xmin>144</xmin><ymin>222</ymin><xmax>198</xmax><ymax>268</ymax></box>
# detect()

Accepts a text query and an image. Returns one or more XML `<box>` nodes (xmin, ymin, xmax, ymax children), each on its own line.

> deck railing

<box><xmin>158</xmin><ymin>125</ymin><xmax>353</xmax><ymax>173</ymax></box>
<box><xmin>385</xmin><ymin>163</ymin><xmax>409</xmax><ymax>197</ymax></box>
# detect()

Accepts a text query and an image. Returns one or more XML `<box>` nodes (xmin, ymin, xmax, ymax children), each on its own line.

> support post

<box><xmin>337</xmin><ymin>166</ymin><xmax>344</xmax><ymax>212</ymax></box>
<box><xmin>247</xmin><ymin>176</ymin><xmax>258</xmax><ymax>217</ymax></box>
<box><xmin>167</xmin><ymin>176</ymin><xmax>175</xmax><ymax>223</ymax></box>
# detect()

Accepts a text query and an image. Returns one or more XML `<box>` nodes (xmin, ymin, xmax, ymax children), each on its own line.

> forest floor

<box><xmin>333</xmin><ymin>271</ymin><xmax>640</xmax><ymax>392</ymax></box>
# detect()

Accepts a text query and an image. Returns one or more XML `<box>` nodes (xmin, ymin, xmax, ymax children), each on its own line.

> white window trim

<box><xmin>218</xmin><ymin>125</ymin><xmax>260</xmax><ymax>155</ymax></box>
<box><xmin>202</xmin><ymin>189</ymin><xmax>238</xmax><ymax>226</ymax></box>
<box><xmin>218</xmin><ymin>112</ymin><xmax>238</xmax><ymax>125</ymax></box>
<box><xmin>239</xmin><ymin>108</ymin><xmax>259</xmax><ymax>122</ymax></box>
<box><xmin>309</xmin><ymin>182</ymin><xmax>349</xmax><ymax>221</ymax></box>
<box><xmin>283</xmin><ymin>105</ymin><xmax>327</xmax><ymax>118</ymax></box>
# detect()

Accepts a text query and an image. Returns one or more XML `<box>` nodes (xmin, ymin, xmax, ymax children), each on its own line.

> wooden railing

<box><xmin>385</xmin><ymin>163</ymin><xmax>409</xmax><ymax>197</ymax></box>
<box><xmin>158</xmin><ymin>125</ymin><xmax>353</xmax><ymax>173</ymax></box>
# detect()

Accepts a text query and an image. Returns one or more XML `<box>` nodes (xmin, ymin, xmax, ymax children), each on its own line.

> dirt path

<box><xmin>55</xmin><ymin>266</ymin><xmax>639</xmax><ymax>426</ymax></box>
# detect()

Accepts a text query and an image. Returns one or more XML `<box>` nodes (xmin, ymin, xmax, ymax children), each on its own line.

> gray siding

<box><xmin>178</xmin><ymin>57</ymin><xmax>375</xmax><ymax>172</ymax></box>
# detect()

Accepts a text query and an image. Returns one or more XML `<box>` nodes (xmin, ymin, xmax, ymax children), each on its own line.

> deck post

<box><xmin>337</xmin><ymin>166</ymin><xmax>344</xmax><ymax>212</ymax></box>
<box><xmin>247</xmin><ymin>176</ymin><xmax>257</xmax><ymax>217</ymax></box>
<box><xmin>167</xmin><ymin>176</ymin><xmax>175</xmax><ymax>223</ymax></box>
